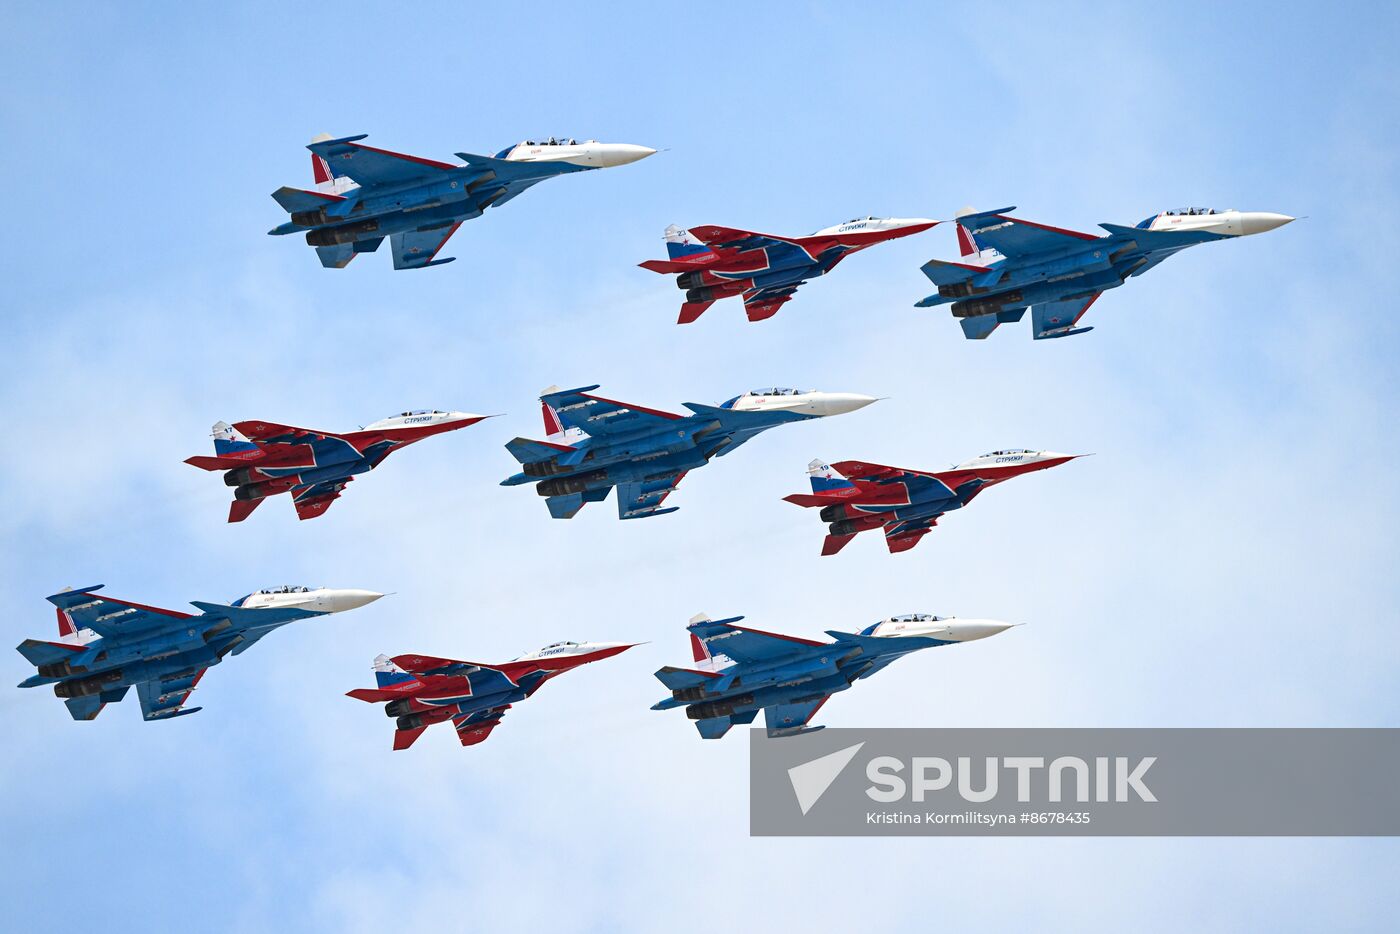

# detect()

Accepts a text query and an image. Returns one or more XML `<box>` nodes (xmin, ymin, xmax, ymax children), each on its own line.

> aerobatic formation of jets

<box><xmin>18</xmin><ymin>129</ymin><xmax>1294</xmax><ymax>751</ymax></box>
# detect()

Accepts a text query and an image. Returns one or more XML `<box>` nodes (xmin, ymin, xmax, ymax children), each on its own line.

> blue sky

<box><xmin>2</xmin><ymin>2</ymin><xmax>1398</xmax><ymax>931</ymax></box>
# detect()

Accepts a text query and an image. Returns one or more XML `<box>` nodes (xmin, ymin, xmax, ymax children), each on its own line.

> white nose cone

<box><xmin>812</xmin><ymin>392</ymin><xmax>880</xmax><ymax>417</ymax></box>
<box><xmin>598</xmin><ymin>143</ymin><xmax>657</xmax><ymax>167</ymax></box>
<box><xmin>945</xmin><ymin>619</ymin><xmax>1017</xmax><ymax>642</ymax></box>
<box><xmin>1238</xmin><ymin>212</ymin><xmax>1295</xmax><ymax>236</ymax></box>
<box><xmin>321</xmin><ymin>589</ymin><xmax>385</xmax><ymax>613</ymax></box>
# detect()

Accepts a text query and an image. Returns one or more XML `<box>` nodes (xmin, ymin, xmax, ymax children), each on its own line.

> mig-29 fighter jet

<box><xmin>917</xmin><ymin>205</ymin><xmax>1294</xmax><ymax>340</ymax></box>
<box><xmin>18</xmin><ymin>585</ymin><xmax>382</xmax><ymax>721</ymax></box>
<box><xmin>502</xmin><ymin>385</ymin><xmax>878</xmax><ymax>519</ymax></box>
<box><xmin>185</xmin><ymin>410</ymin><xmax>490</xmax><ymax>522</ymax></box>
<box><xmin>348</xmin><ymin>641</ymin><xmax>637</xmax><ymax>749</ymax></box>
<box><xmin>785</xmin><ymin>450</ymin><xmax>1082</xmax><ymax>555</ymax></box>
<box><xmin>653</xmin><ymin>612</ymin><xmax>1015</xmax><ymax>738</ymax></box>
<box><xmin>269</xmin><ymin>133</ymin><xmax>656</xmax><ymax>269</ymax></box>
<box><xmin>640</xmin><ymin>216</ymin><xmax>936</xmax><ymax>323</ymax></box>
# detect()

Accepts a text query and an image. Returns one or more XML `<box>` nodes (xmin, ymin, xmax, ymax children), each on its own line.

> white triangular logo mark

<box><xmin>787</xmin><ymin>742</ymin><xmax>865</xmax><ymax>816</ymax></box>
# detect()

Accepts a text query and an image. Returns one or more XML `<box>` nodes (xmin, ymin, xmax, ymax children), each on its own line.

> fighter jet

<box><xmin>640</xmin><ymin>216</ymin><xmax>936</xmax><ymax>323</ymax></box>
<box><xmin>17</xmin><ymin>585</ymin><xmax>382</xmax><ymax>722</ymax></box>
<box><xmin>502</xmin><ymin>385</ymin><xmax>879</xmax><ymax>519</ymax></box>
<box><xmin>348</xmin><ymin>641</ymin><xmax>636</xmax><ymax>749</ymax></box>
<box><xmin>269</xmin><ymin>134</ymin><xmax>656</xmax><ymax>269</ymax></box>
<box><xmin>185</xmin><ymin>409</ymin><xmax>490</xmax><ymax>522</ymax></box>
<box><xmin>917</xmin><ymin>206</ymin><xmax>1295</xmax><ymax>340</ymax></box>
<box><xmin>653</xmin><ymin>612</ymin><xmax>1015</xmax><ymax>739</ymax></box>
<box><xmin>784</xmin><ymin>450</ymin><xmax>1082</xmax><ymax>554</ymax></box>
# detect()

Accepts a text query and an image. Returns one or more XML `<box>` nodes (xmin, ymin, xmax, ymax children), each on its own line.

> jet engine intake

<box><xmin>952</xmin><ymin>290</ymin><xmax>1022</xmax><ymax>318</ymax></box>
<box><xmin>536</xmin><ymin>471</ymin><xmax>608</xmax><ymax>497</ymax></box>
<box><xmin>53</xmin><ymin>670</ymin><xmax>123</xmax><ymax>698</ymax></box>
<box><xmin>686</xmin><ymin>694</ymin><xmax>755</xmax><ymax>720</ymax></box>
<box><xmin>305</xmin><ymin>220</ymin><xmax>380</xmax><ymax>247</ymax></box>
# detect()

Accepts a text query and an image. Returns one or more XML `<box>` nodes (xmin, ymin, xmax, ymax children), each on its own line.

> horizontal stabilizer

<box><xmin>653</xmin><ymin>665</ymin><xmax>722</xmax><ymax>691</ymax></box>
<box><xmin>346</xmin><ymin>687</ymin><xmax>402</xmax><ymax>703</ymax></box>
<box><xmin>228</xmin><ymin>498</ymin><xmax>263</xmax><ymax>523</ymax></box>
<box><xmin>821</xmin><ymin>533</ymin><xmax>855</xmax><ymax>556</ymax></box>
<box><xmin>960</xmin><ymin>315</ymin><xmax>1002</xmax><ymax>340</ymax></box>
<box><xmin>695</xmin><ymin>716</ymin><xmax>734</xmax><ymax>740</ymax></box>
<box><xmin>677</xmin><ymin>300</ymin><xmax>714</xmax><ymax>324</ymax></box>
<box><xmin>316</xmin><ymin>244</ymin><xmax>356</xmax><ymax>269</ymax></box>
<box><xmin>919</xmin><ymin>257</ymin><xmax>989</xmax><ymax>286</ymax></box>
<box><xmin>393</xmin><ymin>726</ymin><xmax>427</xmax><ymax>751</ymax></box>
<box><xmin>16</xmin><ymin>638</ymin><xmax>85</xmax><ymax>667</ymax></box>
<box><xmin>504</xmin><ymin>436</ymin><xmax>573</xmax><ymax>465</ymax></box>
<box><xmin>64</xmin><ymin>695</ymin><xmax>107</xmax><ymax>721</ymax></box>
<box><xmin>639</xmin><ymin>258</ymin><xmax>702</xmax><ymax>274</ymax></box>
<box><xmin>546</xmin><ymin>493</ymin><xmax>589</xmax><ymax>519</ymax></box>
<box><xmin>185</xmin><ymin>455</ymin><xmax>245</xmax><ymax>471</ymax></box>
<box><xmin>270</xmin><ymin>185</ymin><xmax>345</xmax><ymax>213</ymax></box>
<box><xmin>783</xmin><ymin>493</ymin><xmax>829</xmax><ymax>508</ymax></box>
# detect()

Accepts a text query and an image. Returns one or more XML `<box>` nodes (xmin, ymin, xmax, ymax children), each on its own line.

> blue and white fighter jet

<box><xmin>17</xmin><ymin>585</ymin><xmax>382</xmax><ymax>721</ymax></box>
<box><xmin>917</xmin><ymin>206</ymin><xmax>1294</xmax><ymax>339</ymax></box>
<box><xmin>269</xmin><ymin>134</ymin><xmax>656</xmax><ymax>269</ymax></box>
<box><xmin>653</xmin><ymin>612</ymin><xmax>1016</xmax><ymax>738</ymax></box>
<box><xmin>501</xmin><ymin>385</ymin><xmax>879</xmax><ymax>519</ymax></box>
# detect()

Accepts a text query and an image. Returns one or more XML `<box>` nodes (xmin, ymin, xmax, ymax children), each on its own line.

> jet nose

<box><xmin>324</xmin><ymin>589</ymin><xmax>385</xmax><ymax>613</ymax></box>
<box><xmin>947</xmin><ymin>620</ymin><xmax>1018</xmax><ymax>642</ymax></box>
<box><xmin>600</xmin><ymin>144</ymin><xmax>657</xmax><ymax>167</ymax></box>
<box><xmin>1239</xmin><ymin>212</ymin><xmax>1295</xmax><ymax>236</ymax></box>
<box><xmin>815</xmin><ymin>393</ymin><xmax>881</xmax><ymax>417</ymax></box>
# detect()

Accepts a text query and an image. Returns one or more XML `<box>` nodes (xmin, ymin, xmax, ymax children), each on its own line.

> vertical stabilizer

<box><xmin>954</xmin><ymin>206</ymin><xmax>1003</xmax><ymax>264</ymax></box>
<box><xmin>664</xmin><ymin>225</ymin><xmax>710</xmax><ymax>260</ymax></box>
<box><xmin>310</xmin><ymin>132</ymin><xmax>359</xmax><ymax>196</ymax></box>
<box><xmin>373</xmin><ymin>654</ymin><xmax>417</xmax><ymax>689</ymax></box>
<box><xmin>807</xmin><ymin>459</ymin><xmax>855</xmax><ymax>494</ymax></box>
<box><xmin>212</xmin><ymin>421</ymin><xmax>258</xmax><ymax>457</ymax></box>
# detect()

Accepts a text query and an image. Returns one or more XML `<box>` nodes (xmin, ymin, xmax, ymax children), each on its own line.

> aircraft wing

<box><xmin>688</xmin><ymin>616</ymin><xmax>826</xmax><ymax>665</ymax></box>
<box><xmin>46</xmin><ymin>586</ymin><xmax>192</xmax><ymax>638</ymax></box>
<box><xmin>882</xmin><ymin>518</ymin><xmax>935</xmax><ymax>553</ymax></box>
<box><xmin>616</xmin><ymin>472</ymin><xmax>687</xmax><ymax>519</ymax></box>
<box><xmin>308</xmin><ymin>137</ymin><xmax>459</xmax><ymax>188</ymax></box>
<box><xmin>391</xmin><ymin>223</ymin><xmax>462</xmax><ymax>270</ymax></box>
<box><xmin>741</xmin><ymin>284</ymin><xmax>801</xmax><ymax>322</ymax></box>
<box><xmin>687</xmin><ymin>225</ymin><xmax>810</xmax><ymax>254</ymax></box>
<box><xmin>291</xmin><ymin>479</ymin><xmax>351</xmax><ymax>520</ymax></box>
<box><xmin>958</xmin><ymin>208</ymin><xmax>1099</xmax><ymax>259</ymax></box>
<box><xmin>1032</xmin><ymin>293</ymin><xmax>1101</xmax><ymax>339</ymax></box>
<box><xmin>232</xmin><ymin>420</ymin><xmax>350</xmax><ymax>445</ymax></box>
<box><xmin>452</xmin><ymin>705</ymin><xmax>510</xmax><ymax>747</ymax></box>
<box><xmin>540</xmin><ymin>385</ymin><xmax>683</xmax><ymax>438</ymax></box>
<box><xmin>765</xmin><ymin>696</ymin><xmax>832</xmax><ymax>736</ymax></box>
<box><xmin>135</xmin><ymin>669</ymin><xmax>207</xmax><ymax>721</ymax></box>
<box><xmin>830</xmin><ymin>460</ymin><xmax>936</xmax><ymax>483</ymax></box>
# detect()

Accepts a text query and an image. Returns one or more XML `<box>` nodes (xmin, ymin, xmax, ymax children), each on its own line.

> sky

<box><xmin>2</xmin><ymin>1</ymin><xmax>1398</xmax><ymax>930</ymax></box>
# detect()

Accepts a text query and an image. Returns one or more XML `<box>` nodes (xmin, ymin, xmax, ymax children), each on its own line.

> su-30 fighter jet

<box><xmin>785</xmin><ymin>450</ymin><xmax>1082</xmax><ymax>554</ymax></box>
<box><xmin>502</xmin><ymin>385</ymin><xmax>878</xmax><ymax>519</ymax></box>
<box><xmin>185</xmin><ymin>410</ymin><xmax>490</xmax><ymax>522</ymax></box>
<box><xmin>348</xmin><ymin>642</ymin><xmax>636</xmax><ymax>749</ymax></box>
<box><xmin>269</xmin><ymin>134</ymin><xmax>656</xmax><ymax>269</ymax></box>
<box><xmin>917</xmin><ymin>206</ymin><xmax>1294</xmax><ymax>339</ymax></box>
<box><xmin>640</xmin><ymin>216</ymin><xmax>935</xmax><ymax>323</ymax></box>
<box><xmin>653</xmin><ymin>612</ymin><xmax>1015</xmax><ymax>738</ymax></box>
<box><xmin>18</xmin><ymin>585</ymin><xmax>382</xmax><ymax>721</ymax></box>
